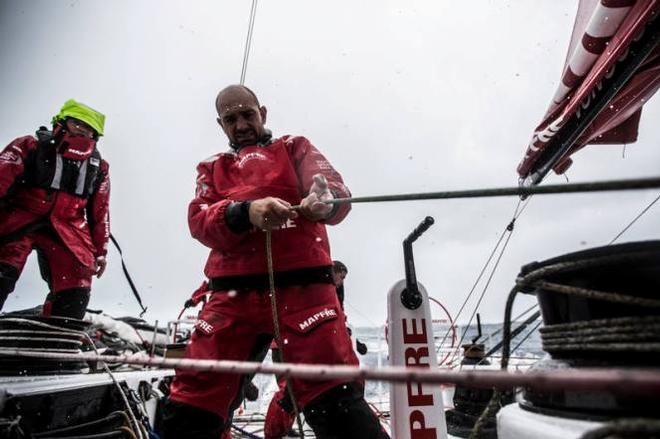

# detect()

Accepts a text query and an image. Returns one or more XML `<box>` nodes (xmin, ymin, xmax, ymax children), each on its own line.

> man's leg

<box><xmin>264</xmin><ymin>378</ymin><xmax>298</xmax><ymax>439</ymax></box>
<box><xmin>0</xmin><ymin>237</ymin><xmax>33</xmax><ymax>310</ymax></box>
<box><xmin>33</xmin><ymin>236</ymin><xmax>93</xmax><ymax>320</ymax></box>
<box><xmin>278</xmin><ymin>284</ymin><xmax>390</xmax><ymax>439</ymax></box>
<box><xmin>161</xmin><ymin>399</ymin><xmax>225</xmax><ymax>439</ymax></box>
<box><xmin>163</xmin><ymin>290</ymin><xmax>272</xmax><ymax>438</ymax></box>
<box><xmin>303</xmin><ymin>383</ymin><xmax>389</xmax><ymax>439</ymax></box>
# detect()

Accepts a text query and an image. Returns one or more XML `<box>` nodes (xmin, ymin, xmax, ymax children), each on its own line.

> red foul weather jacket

<box><xmin>189</xmin><ymin>135</ymin><xmax>351</xmax><ymax>278</ymax></box>
<box><xmin>0</xmin><ymin>135</ymin><xmax>110</xmax><ymax>268</ymax></box>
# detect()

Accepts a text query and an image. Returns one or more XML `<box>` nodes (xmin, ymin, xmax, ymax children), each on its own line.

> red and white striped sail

<box><xmin>517</xmin><ymin>0</ymin><xmax>660</xmax><ymax>184</ymax></box>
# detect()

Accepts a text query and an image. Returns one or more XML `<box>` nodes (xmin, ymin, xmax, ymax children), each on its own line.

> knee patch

<box><xmin>161</xmin><ymin>399</ymin><xmax>224</xmax><ymax>439</ymax></box>
<box><xmin>303</xmin><ymin>383</ymin><xmax>389</xmax><ymax>439</ymax></box>
<box><xmin>44</xmin><ymin>287</ymin><xmax>90</xmax><ymax>319</ymax></box>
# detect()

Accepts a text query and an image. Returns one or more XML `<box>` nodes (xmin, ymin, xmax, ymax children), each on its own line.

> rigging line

<box><xmin>290</xmin><ymin>176</ymin><xmax>660</xmax><ymax>210</ymax></box>
<box><xmin>346</xmin><ymin>300</ymin><xmax>380</xmax><ymax>327</ymax></box>
<box><xmin>436</xmin><ymin>198</ymin><xmax>522</xmax><ymax>351</ymax></box>
<box><xmin>608</xmin><ymin>193</ymin><xmax>660</xmax><ymax>245</ymax></box>
<box><xmin>451</xmin><ymin>227</ymin><xmax>517</xmax><ymax>366</ymax></box>
<box><xmin>509</xmin><ymin>320</ymin><xmax>542</xmax><ymax>357</ymax></box>
<box><xmin>240</xmin><ymin>0</ymin><xmax>259</xmax><ymax>85</ymax></box>
<box><xmin>482</xmin><ymin>303</ymin><xmax>540</xmax><ymax>345</ymax></box>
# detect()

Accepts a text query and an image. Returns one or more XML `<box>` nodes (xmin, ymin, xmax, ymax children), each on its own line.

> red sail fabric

<box><xmin>517</xmin><ymin>0</ymin><xmax>660</xmax><ymax>182</ymax></box>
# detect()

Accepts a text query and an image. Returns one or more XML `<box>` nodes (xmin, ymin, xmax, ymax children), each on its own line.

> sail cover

<box><xmin>517</xmin><ymin>0</ymin><xmax>660</xmax><ymax>185</ymax></box>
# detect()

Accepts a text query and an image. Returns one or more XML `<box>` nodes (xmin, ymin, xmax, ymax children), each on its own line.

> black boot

<box><xmin>0</xmin><ymin>263</ymin><xmax>19</xmax><ymax>310</ymax></box>
<box><xmin>44</xmin><ymin>287</ymin><xmax>90</xmax><ymax>319</ymax></box>
<box><xmin>160</xmin><ymin>399</ymin><xmax>225</xmax><ymax>439</ymax></box>
<box><xmin>303</xmin><ymin>383</ymin><xmax>390</xmax><ymax>439</ymax></box>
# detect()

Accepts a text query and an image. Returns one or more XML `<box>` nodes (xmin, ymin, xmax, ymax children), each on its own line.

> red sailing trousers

<box><xmin>0</xmin><ymin>231</ymin><xmax>94</xmax><ymax>293</ymax></box>
<box><xmin>169</xmin><ymin>283</ymin><xmax>359</xmax><ymax>421</ymax></box>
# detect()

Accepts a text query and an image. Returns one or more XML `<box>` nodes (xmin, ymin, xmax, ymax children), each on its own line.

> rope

<box><xmin>468</xmin><ymin>246</ymin><xmax>660</xmax><ymax>438</ymax></box>
<box><xmin>451</xmin><ymin>228</ymin><xmax>516</xmax><ymax>366</ymax></box>
<box><xmin>609</xmin><ymin>193</ymin><xmax>660</xmax><ymax>244</ymax></box>
<box><xmin>541</xmin><ymin>316</ymin><xmax>660</xmax><ymax>354</ymax></box>
<box><xmin>265</xmin><ymin>231</ymin><xmax>305</xmax><ymax>438</ymax></box>
<box><xmin>468</xmin><ymin>390</ymin><xmax>502</xmax><ymax>439</ymax></box>
<box><xmin>240</xmin><ymin>0</ymin><xmax>259</xmax><ymax>85</ymax></box>
<box><xmin>231</xmin><ymin>423</ymin><xmax>263</xmax><ymax>439</ymax></box>
<box><xmin>447</xmin><ymin>197</ymin><xmax>530</xmax><ymax>364</ymax></box>
<box><xmin>0</xmin><ymin>317</ymin><xmax>145</xmax><ymax>439</ymax></box>
<box><xmin>509</xmin><ymin>320</ymin><xmax>542</xmax><ymax>356</ymax></box>
<box><xmin>437</xmin><ymin>197</ymin><xmax>529</xmax><ymax>354</ymax></box>
<box><xmin>534</xmin><ymin>280</ymin><xmax>660</xmax><ymax>308</ymax></box>
<box><xmin>289</xmin><ymin>176</ymin><xmax>660</xmax><ymax>209</ymax></box>
<box><xmin>2</xmin><ymin>348</ymin><xmax>660</xmax><ymax>396</ymax></box>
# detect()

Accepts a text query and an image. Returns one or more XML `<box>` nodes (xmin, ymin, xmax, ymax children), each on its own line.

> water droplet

<box><xmin>228</xmin><ymin>290</ymin><xmax>237</xmax><ymax>298</ymax></box>
<box><xmin>315</xmin><ymin>237</ymin><xmax>322</xmax><ymax>242</ymax></box>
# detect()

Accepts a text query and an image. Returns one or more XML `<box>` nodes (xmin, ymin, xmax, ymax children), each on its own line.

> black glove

<box><xmin>356</xmin><ymin>339</ymin><xmax>368</xmax><ymax>355</ymax></box>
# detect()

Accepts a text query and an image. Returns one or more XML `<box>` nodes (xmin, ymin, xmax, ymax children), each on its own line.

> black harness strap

<box><xmin>109</xmin><ymin>233</ymin><xmax>148</xmax><ymax>317</ymax></box>
<box><xmin>209</xmin><ymin>265</ymin><xmax>334</xmax><ymax>292</ymax></box>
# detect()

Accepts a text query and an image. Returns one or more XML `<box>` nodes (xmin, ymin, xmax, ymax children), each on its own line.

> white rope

<box><xmin>2</xmin><ymin>348</ymin><xmax>659</xmax><ymax>397</ymax></box>
<box><xmin>0</xmin><ymin>318</ymin><xmax>145</xmax><ymax>439</ymax></box>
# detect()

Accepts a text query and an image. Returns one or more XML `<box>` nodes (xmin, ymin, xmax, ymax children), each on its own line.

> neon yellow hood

<box><xmin>52</xmin><ymin>99</ymin><xmax>106</xmax><ymax>136</ymax></box>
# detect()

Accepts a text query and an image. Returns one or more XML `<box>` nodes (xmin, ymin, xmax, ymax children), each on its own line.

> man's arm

<box><xmin>289</xmin><ymin>136</ymin><xmax>351</xmax><ymax>225</ymax></box>
<box><xmin>0</xmin><ymin>136</ymin><xmax>36</xmax><ymax>199</ymax></box>
<box><xmin>189</xmin><ymin>160</ymin><xmax>299</xmax><ymax>248</ymax></box>
<box><xmin>87</xmin><ymin>161</ymin><xmax>110</xmax><ymax>277</ymax></box>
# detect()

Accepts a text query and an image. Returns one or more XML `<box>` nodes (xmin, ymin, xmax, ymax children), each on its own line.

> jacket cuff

<box><xmin>224</xmin><ymin>201</ymin><xmax>253</xmax><ymax>233</ymax></box>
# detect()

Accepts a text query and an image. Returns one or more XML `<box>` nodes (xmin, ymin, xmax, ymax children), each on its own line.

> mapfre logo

<box><xmin>196</xmin><ymin>319</ymin><xmax>215</xmax><ymax>335</ymax></box>
<box><xmin>0</xmin><ymin>150</ymin><xmax>22</xmax><ymax>165</ymax></box>
<box><xmin>237</xmin><ymin>151</ymin><xmax>268</xmax><ymax>168</ymax></box>
<box><xmin>297</xmin><ymin>308</ymin><xmax>337</xmax><ymax>332</ymax></box>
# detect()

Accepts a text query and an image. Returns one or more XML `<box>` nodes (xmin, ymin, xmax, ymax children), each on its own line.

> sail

<box><xmin>517</xmin><ymin>0</ymin><xmax>660</xmax><ymax>185</ymax></box>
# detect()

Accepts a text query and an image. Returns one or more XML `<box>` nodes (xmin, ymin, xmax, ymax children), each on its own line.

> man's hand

<box><xmin>95</xmin><ymin>256</ymin><xmax>107</xmax><ymax>278</ymax></box>
<box><xmin>300</xmin><ymin>174</ymin><xmax>334</xmax><ymax>221</ymax></box>
<box><xmin>249</xmin><ymin>197</ymin><xmax>298</xmax><ymax>230</ymax></box>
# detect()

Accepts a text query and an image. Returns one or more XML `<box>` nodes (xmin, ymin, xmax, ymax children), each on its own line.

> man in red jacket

<box><xmin>0</xmin><ymin>99</ymin><xmax>110</xmax><ymax>319</ymax></box>
<box><xmin>163</xmin><ymin>85</ymin><xmax>388</xmax><ymax>439</ymax></box>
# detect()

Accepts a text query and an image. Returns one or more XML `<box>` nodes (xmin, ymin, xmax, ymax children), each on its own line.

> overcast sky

<box><xmin>1</xmin><ymin>0</ymin><xmax>658</xmax><ymax>328</ymax></box>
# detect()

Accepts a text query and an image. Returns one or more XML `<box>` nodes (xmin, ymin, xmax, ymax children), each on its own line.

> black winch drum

<box><xmin>518</xmin><ymin>240</ymin><xmax>660</xmax><ymax>419</ymax></box>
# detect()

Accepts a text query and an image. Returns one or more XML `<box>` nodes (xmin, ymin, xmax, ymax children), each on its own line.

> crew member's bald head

<box><xmin>215</xmin><ymin>85</ymin><xmax>260</xmax><ymax>115</ymax></box>
<box><xmin>215</xmin><ymin>84</ymin><xmax>267</xmax><ymax>148</ymax></box>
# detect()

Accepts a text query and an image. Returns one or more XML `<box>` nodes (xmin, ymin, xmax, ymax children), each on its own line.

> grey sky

<box><xmin>1</xmin><ymin>1</ymin><xmax>658</xmax><ymax>327</ymax></box>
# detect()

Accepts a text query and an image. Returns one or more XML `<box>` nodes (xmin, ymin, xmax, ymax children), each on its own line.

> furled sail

<box><xmin>518</xmin><ymin>0</ymin><xmax>660</xmax><ymax>185</ymax></box>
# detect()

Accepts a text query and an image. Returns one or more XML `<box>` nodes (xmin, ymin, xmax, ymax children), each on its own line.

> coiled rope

<box><xmin>471</xmin><ymin>249</ymin><xmax>660</xmax><ymax>438</ymax></box>
<box><xmin>0</xmin><ymin>318</ymin><xmax>146</xmax><ymax>439</ymax></box>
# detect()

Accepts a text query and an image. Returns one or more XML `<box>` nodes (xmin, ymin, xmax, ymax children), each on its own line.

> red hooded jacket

<box><xmin>189</xmin><ymin>135</ymin><xmax>350</xmax><ymax>278</ymax></box>
<box><xmin>0</xmin><ymin>135</ymin><xmax>110</xmax><ymax>268</ymax></box>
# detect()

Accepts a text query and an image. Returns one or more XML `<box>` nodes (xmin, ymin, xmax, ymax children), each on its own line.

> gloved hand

<box><xmin>300</xmin><ymin>174</ymin><xmax>334</xmax><ymax>221</ymax></box>
<box><xmin>356</xmin><ymin>339</ymin><xmax>368</xmax><ymax>355</ymax></box>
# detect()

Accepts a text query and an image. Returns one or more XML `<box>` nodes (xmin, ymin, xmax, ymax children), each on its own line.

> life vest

<box><xmin>22</xmin><ymin>127</ymin><xmax>104</xmax><ymax>199</ymax></box>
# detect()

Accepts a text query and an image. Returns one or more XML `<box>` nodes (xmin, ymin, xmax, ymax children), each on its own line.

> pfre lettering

<box><xmin>401</xmin><ymin>318</ymin><xmax>437</xmax><ymax>439</ymax></box>
<box><xmin>410</xmin><ymin>410</ymin><xmax>437</xmax><ymax>439</ymax></box>
<box><xmin>402</xmin><ymin>318</ymin><xmax>427</xmax><ymax>344</ymax></box>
